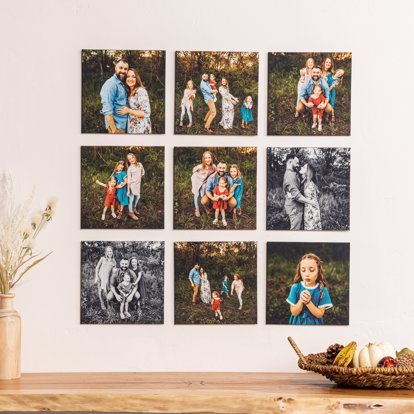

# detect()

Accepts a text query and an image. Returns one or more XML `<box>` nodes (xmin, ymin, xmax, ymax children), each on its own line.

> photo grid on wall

<box><xmin>79</xmin><ymin>49</ymin><xmax>352</xmax><ymax>329</ymax></box>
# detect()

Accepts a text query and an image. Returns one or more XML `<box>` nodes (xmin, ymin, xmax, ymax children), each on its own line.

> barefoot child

<box><xmin>229</xmin><ymin>164</ymin><xmax>244</xmax><ymax>217</ymax></box>
<box><xmin>211</xmin><ymin>291</ymin><xmax>223</xmax><ymax>320</ymax></box>
<box><xmin>117</xmin><ymin>273</ymin><xmax>134</xmax><ymax>320</ymax></box>
<box><xmin>126</xmin><ymin>152</ymin><xmax>145</xmax><ymax>221</ymax></box>
<box><xmin>111</xmin><ymin>161</ymin><xmax>129</xmax><ymax>219</ymax></box>
<box><xmin>231</xmin><ymin>273</ymin><xmax>245</xmax><ymax>310</ymax></box>
<box><xmin>308</xmin><ymin>84</ymin><xmax>325</xmax><ymax>131</ymax></box>
<box><xmin>241</xmin><ymin>96</ymin><xmax>253</xmax><ymax>128</ymax></box>
<box><xmin>94</xmin><ymin>246</ymin><xmax>116</xmax><ymax>310</ymax></box>
<box><xmin>212</xmin><ymin>176</ymin><xmax>230</xmax><ymax>227</ymax></box>
<box><xmin>95</xmin><ymin>176</ymin><xmax>118</xmax><ymax>220</ymax></box>
<box><xmin>209</xmin><ymin>74</ymin><xmax>218</xmax><ymax>103</ymax></box>
<box><xmin>179</xmin><ymin>80</ymin><xmax>196</xmax><ymax>128</ymax></box>
<box><xmin>286</xmin><ymin>253</ymin><xmax>333</xmax><ymax>325</ymax></box>
<box><xmin>221</xmin><ymin>275</ymin><xmax>230</xmax><ymax>298</ymax></box>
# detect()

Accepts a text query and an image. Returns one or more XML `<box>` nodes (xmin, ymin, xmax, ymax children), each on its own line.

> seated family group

<box><xmin>191</xmin><ymin>151</ymin><xmax>244</xmax><ymax>226</ymax></box>
<box><xmin>295</xmin><ymin>57</ymin><xmax>344</xmax><ymax>131</ymax></box>
<box><xmin>95</xmin><ymin>246</ymin><xmax>148</xmax><ymax>320</ymax></box>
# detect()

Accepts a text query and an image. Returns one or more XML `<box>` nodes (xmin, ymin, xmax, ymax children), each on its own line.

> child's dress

<box><xmin>127</xmin><ymin>163</ymin><xmax>145</xmax><ymax>198</ymax></box>
<box><xmin>222</xmin><ymin>279</ymin><xmax>229</xmax><ymax>295</ymax></box>
<box><xmin>324</xmin><ymin>73</ymin><xmax>339</xmax><ymax>108</ymax></box>
<box><xmin>104</xmin><ymin>185</ymin><xmax>117</xmax><ymax>208</ymax></box>
<box><xmin>96</xmin><ymin>256</ymin><xmax>116</xmax><ymax>291</ymax></box>
<box><xmin>232</xmin><ymin>177</ymin><xmax>244</xmax><ymax>209</ymax></box>
<box><xmin>210</xmin><ymin>79</ymin><xmax>217</xmax><ymax>102</ymax></box>
<box><xmin>308</xmin><ymin>94</ymin><xmax>325</xmax><ymax>117</ymax></box>
<box><xmin>117</xmin><ymin>281</ymin><xmax>133</xmax><ymax>299</ymax></box>
<box><xmin>286</xmin><ymin>281</ymin><xmax>333</xmax><ymax>325</ymax></box>
<box><xmin>112</xmin><ymin>171</ymin><xmax>129</xmax><ymax>206</ymax></box>
<box><xmin>211</xmin><ymin>297</ymin><xmax>222</xmax><ymax>312</ymax></box>
<box><xmin>212</xmin><ymin>187</ymin><xmax>229</xmax><ymax>210</ymax></box>
<box><xmin>241</xmin><ymin>101</ymin><xmax>253</xmax><ymax>123</ymax></box>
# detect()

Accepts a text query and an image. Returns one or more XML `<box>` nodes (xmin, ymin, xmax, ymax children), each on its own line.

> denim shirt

<box><xmin>188</xmin><ymin>268</ymin><xmax>201</xmax><ymax>285</ymax></box>
<box><xmin>100</xmin><ymin>74</ymin><xmax>128</xmax><ymax>130</ymax></box>
<box><xmin>298</xmin><ymin>77</ymin><xmax>330</xmax><ymax>102</ymax></box>
<box><xmin>200</xmin><ymin>80</ymin><xmax>214</xmax><ymax>104</ymax></box>
<box><xmin>206</xmin><ymin>173</ymin><xmax>234</xmax><ymax>194</ymax></box>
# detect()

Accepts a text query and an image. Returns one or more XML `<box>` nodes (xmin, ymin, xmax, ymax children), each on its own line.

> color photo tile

<box><xmin>174</xmin><ymin>147</ymin><xmax>257</xmax><ymax>230</ymax></box>
<box><xmin>267</xmin><ymin>52</ymin><xmax>352</xmax><ymax>136</ymax></box>
<box><xmin>266</xmin><ymin>242</ymin><xmax>350</xmax><ymax>325</ymax></box>
<box><xmin>267</xmin><ymin>147</ymin><xmax>350</xmax><ymax>231</ymax></box>
<box><xmin>82</xmin><ymin>49</ymin><xmax>165</xmax><ymax>134</ymax></box>
<box><xmin>175</xmin><ymin>51</ymin><xmax>258</xmax><ymax>135</ymax></box>
<box><xmin>174</xmin><ymin>242</ymin><xmax>257</xmax><ymax>324</ymax></box>
<box><xmin>81</xmin><ymin>241</ymin><xmax>164</xmax><ymax>325</ymax></box>
<box><xmin>81</xmin><ymin>146</ymin><xmax>164</xmax><ymax>229</ymax></box>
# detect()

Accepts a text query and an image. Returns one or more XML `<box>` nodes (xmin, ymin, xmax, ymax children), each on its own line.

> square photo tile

<box><xmin>174</xmin><ymin>242</ymin><xmax>257</xmax><ymax>325</ymax></box>
<box><xmin>266</xmin><ymin>242</ymin><xmax>350</xmax><ymax>325</ymax></box>
<box><xmin>267</xmin><ymin>147</ymin><xmax>350</xmax><ymax>231</ymax></box>
<box><xmin>82</xmin><ymin>49</ymin><xmax>165</xmax><ymax>134</ymax></box>
<box><xmin>81</xmin><ymin>146</ymin><xmax>164</xmax><ymax>229</ymax></box>
<box><xmin>175</xmin><ymin>51</ymin><xmax>258</xmax><ymax>135</ymax></box>
<box><xmin>267</xmin><ymin>52</ymin><xmax>352</xmax><ymax>136</ymax></box>
<box><xmin>81</xmin><ymin>241</ymin><xmax>164</xmax><ymax>325</ymax></box>
<box><xmin>174</xmin><ymin>147</ymin><xmax>257</xmax><ymax>230</ymax></box>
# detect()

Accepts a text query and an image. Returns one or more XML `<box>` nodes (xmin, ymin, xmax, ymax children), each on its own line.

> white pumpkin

<box><xmin>352</xmin><ymin>342</ymin><xmax>396</xmax><ymax>368</ymax></box>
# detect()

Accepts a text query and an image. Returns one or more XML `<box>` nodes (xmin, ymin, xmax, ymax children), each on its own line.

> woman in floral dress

<box><xmin>199</xmin><ymin>268</ymin><xmax>211</xmax><ymax>304</ymax></box>
<box><xmin>117</xmin><ymin>68</ymin><xmax>152</xmax><ymax>134</ymax></box>
<box><xmin>300</xmin><ymin>163</ymin><xmax>322</xmax><ymax>230</ymax></box>
<box><xmin>218</xmin><ymin>78</ymin><xmax>239</xmax><ymax>130</ymax></box>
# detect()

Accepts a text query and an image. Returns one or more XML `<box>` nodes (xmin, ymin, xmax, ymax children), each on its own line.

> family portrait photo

<box><xmin>267</xmin><ymin>52</ymin><xmax>352</xmax><ymax>136</ymax></box>
<box><xmin>81</xmin><ymin>241</ymin><xmax>164</xmax><ymax>325</ymax></box>
<box><xmin>174</xmin><ymin>242</ymin><xmax>257</xmax><ymax>325</ymax></box>
<box><xmin>175</xmin><ymin>51</ymin><xmax>258</xmax><ymax>135</ymax></box>
<box><xmin>266</xmin><ymin>242</ymin><xmax>349</xmax><ymax>325</ymax></box>
<box><xmin>174</xmin><ymin>147</ymin><xmax>257</xmax><ymax>230</ymax></box>
<box><xmin>267</xmin><ymin>147</ymin><xmax>350</xmax><ymax>231</ymax></box>
<box><xmin>81</xmin><ymin>146</ymin><xmax>164</xmax><ymax>229</ymax></box>
<box><xmin>82</xmin><ymin>50</ymin><xmax>165</xmax><ymax>134</ymax></box>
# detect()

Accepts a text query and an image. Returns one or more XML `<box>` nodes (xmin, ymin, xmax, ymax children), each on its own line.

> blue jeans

<box><xmin>180</xmin><ymin>104</ymin><xmax>192</xmax><ymax>123</ymax></box>
<box><xmin>193</xmin><ymin>188</ymin><xmax>202</xmax><ymax>208</ymax></box>
<box><xmin>128</xmin><ymin>194</ymin><xmax>140</xmax><ymax>212</ymax></box>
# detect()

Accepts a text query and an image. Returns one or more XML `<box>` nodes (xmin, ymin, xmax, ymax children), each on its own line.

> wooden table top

<box><xmin>0</xmin><ymin>372</ymin><xmax>414</xmax><ymax>413</ymax></box>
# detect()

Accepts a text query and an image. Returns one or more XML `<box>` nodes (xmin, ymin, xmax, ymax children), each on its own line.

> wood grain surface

<box><xmin>1</xmin><ymin>372</ymin><xmax>414</xmax><ymax>413</ymax></box>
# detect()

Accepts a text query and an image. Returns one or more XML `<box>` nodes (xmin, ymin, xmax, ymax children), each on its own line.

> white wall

<box><xmin>0</xmin><ymin>0</ymin><xmax>412</xmax><ymax>372</ymax></box>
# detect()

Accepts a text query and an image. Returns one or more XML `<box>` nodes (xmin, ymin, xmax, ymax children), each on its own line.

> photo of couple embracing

<box><xmin>174</xmin><ymin>147</ymin><xmax>257</xmax><ymax>230</ymax></box>
<box><xmin>82</xmin><ymin>50</ymin><xmax>165</xmax><ymax>134</ymax></box>
<box><xmin>267</xmin><ymin>147</ymin><xmax>350</xmax><ymax>231</ymax></box>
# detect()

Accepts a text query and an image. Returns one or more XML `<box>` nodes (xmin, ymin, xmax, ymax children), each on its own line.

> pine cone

<box><xmin>398</xmin><ymin>354</ymin><xmax>414</xmax><ymax>368</ymax></box>
<box><xmin>326</xmin><ymin>343</ymin><xmax>344</xmax><ymax>365</ymax></box>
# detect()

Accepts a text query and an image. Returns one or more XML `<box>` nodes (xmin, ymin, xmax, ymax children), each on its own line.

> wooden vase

<box><xmin>0</xmin><ymin>294</ymin><xmax>21</xmax><ymax>380</ymax></box>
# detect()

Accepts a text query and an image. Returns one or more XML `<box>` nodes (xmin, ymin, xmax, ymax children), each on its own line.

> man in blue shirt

<box><xmin>295</xmin><ymin>66</ymin><xmax>333</xmax><ymax>118</ymax></box>
<box><xmin>200</xmin><ymin>73</ymin><xmax>216</xmax><ymax>133</ymax></box>
<box><xmin>201</xmin><ymin>160</ymin><xmax>237</xmax><ymax>211</ymax></box>
<box><xmin>188</xmin><ymin>263</ymin><xmax>201</xmax><ymax>304</ymax></box>
<box><xmin>100</xmin><ymin>58</ymin><xmax>129</xmax><ymax>133</ymax></box>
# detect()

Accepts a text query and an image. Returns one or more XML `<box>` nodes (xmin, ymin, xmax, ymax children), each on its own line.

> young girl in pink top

<box><xmin>231</xmin><ymin>273</ymin><xmax>245</xmax><ymax>310</ymax></box>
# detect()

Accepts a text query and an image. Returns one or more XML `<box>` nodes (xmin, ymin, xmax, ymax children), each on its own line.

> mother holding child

<box><xmin>191</xmin><ymin>151</ymin><xmax>244</xmax><ymax>226</ymax></box>
<box><xmin>95</xmin><ymin>151</ymin><xmax>145</xmax><ymax>221</ymax></box>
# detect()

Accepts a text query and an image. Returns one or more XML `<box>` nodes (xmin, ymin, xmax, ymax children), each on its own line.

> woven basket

<box><xmin>288</xmin><ymin>337</ymin><xmax>414</xmax><ymax>389</ymax></box>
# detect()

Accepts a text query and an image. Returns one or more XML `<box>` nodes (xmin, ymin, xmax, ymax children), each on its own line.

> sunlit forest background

<box><xmin>174</xmin><ymin>147</ymin><xmax>256</xmax><ymax>230</ymax></box>
<box><xmin>82</xmin><ymin>50</ymin><xmax>165</xmax><ymax>134</ymax></box>
<box><xmin>267</xmin><ymin>147</ymin><xmax>350</xmax><ymax>231</ymax></box>
<box><xmin>81</xmin><ymin>146</ymin><xmax>164</xmax><ymax>229</ymax></box>
<box><xmin>266</xmin><ymin>242</ymin><xmax>350</xmax><ymax>325</ymax></box>
<box><xmin>175</xmin><ymin>242</ymin><xmax>257</xmax><ymax>324</ymax></box>
<box><xmin>268</xmin><ymin>52</ymin><xmax>352</xmax><ymax>136</ymax></box>
<box><xmin>175</xmin><ymin>51</ymin><xmax>258</xmax><ymax>136</ymax></box>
